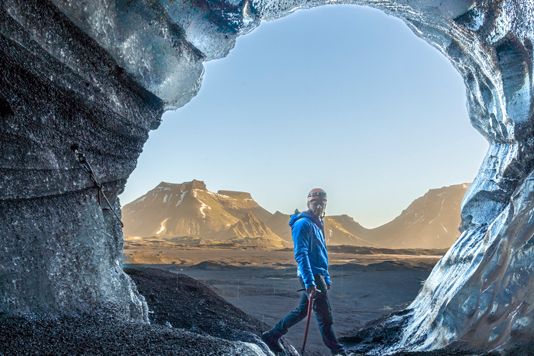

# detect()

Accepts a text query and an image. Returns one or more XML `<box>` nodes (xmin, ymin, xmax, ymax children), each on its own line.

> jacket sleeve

<box><xmin>293</xmin><ymin>220</ymin><xmax>315</xmax><ymax>288</ymax></box>
<box><xmin>325</xmin><ymin>270</ymin><xmax>332</xmax><ymax>285</ymax></box>
<box><xmin>324</xmin><ymin>246</ymin><xmax>332</xmax><ymax>285</ymax></box>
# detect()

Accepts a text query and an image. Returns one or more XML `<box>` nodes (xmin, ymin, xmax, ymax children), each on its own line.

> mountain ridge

<box><xmin>359</xmin><ymin>183</ymin><xmax>469</xmax><ymax>248</ymax></box>
<box><xmin>122</xmin><ymin>180</ymin><xmax>282</xmax><ymax>248</ymax></box>
<box><xmin>123</xmin><ymin>181</ymin><xmax>469</xmax><ymax>249</ymax></box>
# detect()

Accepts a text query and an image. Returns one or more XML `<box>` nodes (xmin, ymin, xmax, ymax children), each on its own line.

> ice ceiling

<box><xmin>1</xmin><ymin>0</ymin><xmax>533</xmax><ymax>354</ymax></box>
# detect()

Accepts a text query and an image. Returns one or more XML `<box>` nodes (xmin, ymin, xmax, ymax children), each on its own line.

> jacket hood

<box><xmin>289</xmin><ymin>209</ymin><xmax>324</xmax><ymax>229</ymax></box>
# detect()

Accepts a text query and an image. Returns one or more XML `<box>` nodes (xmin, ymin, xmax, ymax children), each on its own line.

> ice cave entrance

<box><xmin>121</xmin><ymin>4</ymin><xmax>487</xmax><ymax>233</ymax></box>
<box><xmin>4</xmin><ymin>0</ymin><xmax>533</xmax><ymax>354</ymax></box>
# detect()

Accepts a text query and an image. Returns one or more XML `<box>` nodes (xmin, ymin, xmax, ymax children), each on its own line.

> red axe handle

<box><xmin>301</xmin><ymin>294</ymin><xmax>314</xmax><ymax>354</ymax></box>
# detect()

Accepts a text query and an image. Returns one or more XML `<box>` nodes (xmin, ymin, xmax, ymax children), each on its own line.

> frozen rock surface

<box><xmin>0</xmin><ymin>0</ymin><xmax>163</xmax><ymax>322</ymax></box>
<box><xmin>0</xmin><ymin>267</ymin><xmax>298</xmax><ymax>355</ymax></box>
<box><xmin>1</xmin><ymin>0</ymin><xmax>534</xmax><ymax>354</ymax></box>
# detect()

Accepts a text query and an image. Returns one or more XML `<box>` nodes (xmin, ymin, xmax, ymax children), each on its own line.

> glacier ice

<box><xmin>1</xmin><ymin>0</ymin><xmax>534</xmax><ymax>354</ymax></box>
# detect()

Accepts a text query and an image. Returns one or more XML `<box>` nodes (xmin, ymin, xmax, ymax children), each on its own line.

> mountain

<box><xmin>265</xmin><ymin>211</ymin><xmax>293</xmax><ymax>243</ymax></box>
<box><xmin>325</xmin><ymin>215</ymin><xmax>370</xmax><ymax>238</ymax></box>
<box><xmin>220</xmin><ymin>212</ymin><xmax>287</xmax><ymax>248</ymax></box>
<box><xmin>265</xmin><ymin>211</ymin><xmax>374</xmax><ymax>246</ymax></box>
<box><xmin>264</xmin><ymin>184</ymin><xmax>469</xmax><ymax>249</ymax></box>
<box><xmin>323</xmin><ymin>216</ymin><xmax>376</xmax><ymax>246</ymax></box>
<box><xmin>122</xmin><ymin>180</ymin><xmax>273</xmax><ymax>239</ymax></box>
<box><xmin>359</xmin><ymin>183</ymin><xmax>470</xmax><ymax>249</ymax></box>
<box><xmin>123</xmin><ymin>181</ymin><xmax>469</xmax><ymax>250</ymax></box>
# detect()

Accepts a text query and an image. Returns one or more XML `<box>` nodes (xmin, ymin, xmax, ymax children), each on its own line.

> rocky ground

<box><xmin>0</xmin><ymin>268</ymin><xmax>297</xmax><ymax>356</ymax></box>
<box><xmin>124</xmin><ymin>268</ymin><xmax>274</xmax><ymax>345</ymax></box>
<box><xmin>0</xmin><ymin>314</ymin><xmax>265</xmax><ymax>355</ymax></box>
<box><xmin>0</xmin><ymin>264</ymin><xmax>511</xmax><ymax>355</ymax></box>
<box><xmin>167</xmin><ymin>257</ymin><xmax>471</xmax><ymax>356</ymax></box>
<box><xmin>123</xmin><ymin>246</ymin><xmax>444</xmax><ymax>267</ymax></box>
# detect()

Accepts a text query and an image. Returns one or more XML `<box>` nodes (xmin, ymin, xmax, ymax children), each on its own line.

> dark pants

<box><xmin>271</xmin><ymin>275</ymin><xmax>344</xmax><ymax>355</ymax></box>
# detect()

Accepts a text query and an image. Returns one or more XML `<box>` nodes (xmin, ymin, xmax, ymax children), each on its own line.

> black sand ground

<box><xmin>0</xmin><ymin>268</ymin><xmax>297</xmax><ymax>356</ymax></box>
<box><xmin>125</xmin><ymin>268</ymin><xmax>265</xmax><ymax>339</ymax></box>
<box><xmin>0</xmin><ymin>264</ymin><xmax>521</xmax><ymax>355</ymax></box>
<box><xmin>0</xmin><ymin>314</ymin><xmax>263</xmax><ymax>356</ymax></box>
<box><xmin>163</xmin><ymin>259</ymin><xmax>501</xmax><ymax>356</ymax></box>
<box><xmin>170</xmin><ymin>260</ymin><xmax>435</xmax><ymax>356</ymax></box>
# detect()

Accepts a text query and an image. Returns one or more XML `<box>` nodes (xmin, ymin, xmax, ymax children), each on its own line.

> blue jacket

<box><xmin>289</xmin><ymin>210</ymin><xmax>331</xmax><ymax>288</ymax></box>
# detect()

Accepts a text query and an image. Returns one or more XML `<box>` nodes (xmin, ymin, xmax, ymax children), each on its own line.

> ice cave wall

<box><xmin>1</xmin><ymin>0</ymin><xmax>534</xmax><ymax>353</ymax></box>
<box><xmin>0</xmin><ymin>0</ymin><xmax>160</xmax><ymax>321</ymax></box>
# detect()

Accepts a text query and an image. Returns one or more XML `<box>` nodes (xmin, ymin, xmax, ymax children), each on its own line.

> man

<box><xmin>261</xmin><ymin>188</ymin><xmax>347</xmax><ymax>355</ymax></box>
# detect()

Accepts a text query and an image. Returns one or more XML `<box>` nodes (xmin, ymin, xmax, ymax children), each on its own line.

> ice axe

<box><xmin>297</xmin><ymin>288</ymin><xmax>321</xmax><ymax>355</ymax></box>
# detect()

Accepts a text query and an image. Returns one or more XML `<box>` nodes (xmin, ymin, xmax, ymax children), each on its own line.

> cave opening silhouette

<box><xmin>1</xmin><ymin>1</ymin><xmax>533</xmax><ymax>354</ymax></box>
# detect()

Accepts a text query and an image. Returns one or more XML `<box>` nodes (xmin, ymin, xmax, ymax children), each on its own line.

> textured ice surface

<box><xmin>47</xmin><ymin>0</ymin><xmax>261</xmax><ymax>108</ymax></box>
<box><xmin>0</xmin><ymin>0</ymin><xmax>161</xmax><ymax>321</ymax></box>
<box><xmin>1</xmin><ymin>0</ymin><xmax>534</xmax><ymax>353</ymax></box>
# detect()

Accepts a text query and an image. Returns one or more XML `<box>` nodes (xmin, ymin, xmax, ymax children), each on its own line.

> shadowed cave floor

<box><xmin>0</xmin><ymin>267</ymin><xmax>504</xmax><ymax>355</ymax></box>
<box><xmin>164</xmin><ymin>259</ymin><xmax>494</xmax><ymax>356</ymax></box>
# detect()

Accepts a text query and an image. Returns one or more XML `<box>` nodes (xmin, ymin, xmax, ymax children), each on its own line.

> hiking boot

<box><xmin>261</xmin><ymin>331</ymin><xmax>283</xmax><ymax>353</ymax></box>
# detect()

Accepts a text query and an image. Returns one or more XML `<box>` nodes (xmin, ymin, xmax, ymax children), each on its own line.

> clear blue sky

<box><xmin>120</xmin><ymin>4</ymin><xmax>488</xmax><ymax>228</ymax></box>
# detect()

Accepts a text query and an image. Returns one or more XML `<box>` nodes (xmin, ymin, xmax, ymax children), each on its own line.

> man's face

<box><xmin>308</xmin><ymin>198</ymin><xmax>327</xmax><ymax>217</ymax></box>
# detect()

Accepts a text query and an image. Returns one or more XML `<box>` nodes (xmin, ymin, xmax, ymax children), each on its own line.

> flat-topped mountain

<box><xmin>122</xmin><ymin>180</ymin><xmax>272</xmax><ymax>238</ymax></box>
<box><xmin>122</xmin><ymin>180</ymin><xmax>286</xmax><ymax>249</ymax></box>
